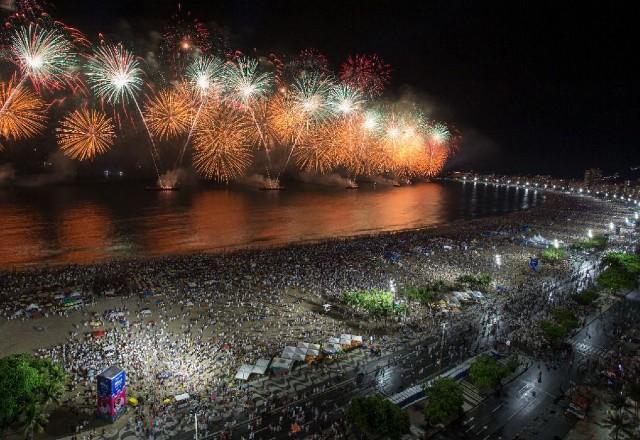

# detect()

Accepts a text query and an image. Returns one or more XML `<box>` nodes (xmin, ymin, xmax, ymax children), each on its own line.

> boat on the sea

<box><xmin>259</xmin><ymin>178</ymin><xmax>285</xmax><ymax>191</ymax></box>
<box><xmin>345</xmin><ymin>179</ymin><xmax>359</xmax><ymax>190</ymax></box>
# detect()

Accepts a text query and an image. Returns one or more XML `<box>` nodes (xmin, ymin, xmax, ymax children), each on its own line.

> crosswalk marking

<box><xmin>570</xmin><ymin>341</ymin><xmax>608</xmax><ymax>358</ymax></box>
<box><xmin>460</xmin><ymin>380</ymin><xmax>483</xmax><ymax>409</ymax></box>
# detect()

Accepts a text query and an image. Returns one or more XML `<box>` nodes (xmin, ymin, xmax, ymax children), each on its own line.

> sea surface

<box><xmin>0</xmin><ymin>180</ymin><xmax>542</xmax><ymax>268</ymax></box>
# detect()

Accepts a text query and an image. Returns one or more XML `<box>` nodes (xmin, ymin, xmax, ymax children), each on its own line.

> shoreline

<box><xmin>1</xmin><ymin>184</ymin><xmax>544</xmax><ymax>274</ymax></box>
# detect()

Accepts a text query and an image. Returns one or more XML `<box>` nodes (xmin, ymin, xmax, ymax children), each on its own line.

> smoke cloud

<box><xmin>0</xmin><ymin>164</ymin><xmax>15</xmax><ymax>185</ymax></box>
<box><xmin>15</xmin><ymin>152</ymin><xmax>76</xmax><ymax>187</ymax></box>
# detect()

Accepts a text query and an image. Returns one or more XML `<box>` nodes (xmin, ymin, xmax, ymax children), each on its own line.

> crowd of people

<box><xmin>0</xmin><ymin>189</ymin><xmax>637</xmax><ymax>438</ymax></box>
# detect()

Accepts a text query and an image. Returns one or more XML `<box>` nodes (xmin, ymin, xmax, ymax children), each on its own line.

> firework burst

<box><xmin>15</xmin><ymin>0</ymin><xmax>49</xmax><ymax>16</ymax></box>
<box><xmin>293</xmin><ymin>124</ymin><xmax>340</xmax><ymax>174</ymax></box>
<box><xmin>339</xmin><ymin>54</ymin><xmax>391</xmax><ymax>98</ymax></box>
<box><xmin>160</xmin><ymin>3</ymin><xmax>212</xmax><ymax>76</ymax></box>
<box><xmin>329</xmin><ymin>83</ymin><xmax>365</xmax><ymax>117</ymax></box>
<box><xmin>427</xmin><ymin>122</ymin><xmax>451</xmax><ymax>144</ymax></box>
<box><xmin>0</xmin><ymin>78</ymin><xmax>47</xmax><ymax>144</ymax></box>
<box><xmin>282</xmin><ymin>48</ymin><xmax>330</xmax><ymax>84</ymax></box>
<box><xmin>56</xmin><ymin>108</ymin><xmax>115</xmax><ymax>160</ymax></box>
<box><xmin>223</xmin><ymin>56</ymin><xmax>274</xmax><ymax>107</ymax></box>
<box><xmin>290</xmin><ymin>72</ymin><xmax>336</xmax><ymax>126</ymax></box>
<box><xmin>192</xmin><ymin>102</ymin><xmax>253</xmax><ymax>182</ymax></box>
<box><xmin>85</xmin><ymin>44</ymin><xmax>144</xmax><ymax>105</ymax></box>
<box><xmin>186</xmin><ymin>56</ymin><xmax>225</xmax><ymax>96</ymax></box>
<box><xmin>144</xmin><ymin>88</ymin><xmax>192</xmax><ymax>140</ymax></box>
<box><xmin>10</xmin><ymin>23</ymin><xmax>76</xmax><ymax>92</ymax></box>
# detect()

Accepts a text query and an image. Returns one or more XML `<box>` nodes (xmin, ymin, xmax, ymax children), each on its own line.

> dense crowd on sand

<box><xmin>0</xmin><ymin>189</ymin><xmax>637</xmax><ymax>438</ymax></box>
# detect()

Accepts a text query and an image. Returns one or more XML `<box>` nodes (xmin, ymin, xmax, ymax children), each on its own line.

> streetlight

<box><xmin>587</xmin><ymin>229</ymin><xmax>593</xmax><ymax>239</ymax></box>
<box><xmin>553</xmin><ymin>239</ymin><xmax>559</xmax><ymax>249</ymax></box>
<box><xmin>609</xmin><ymin>222</ymin><xmax>615</xmax><ymax>231</ymax></box>
<box><xmin>439</xmin><ymin>322</ymin><xmax>447</xmax><ymax>365</ymax></box>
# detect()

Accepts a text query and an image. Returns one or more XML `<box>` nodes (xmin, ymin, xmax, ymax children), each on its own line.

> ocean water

<box><xmin>0</xmin><ymin>180</ymin><xmax>542</xmax><ymax>268</ymax></box>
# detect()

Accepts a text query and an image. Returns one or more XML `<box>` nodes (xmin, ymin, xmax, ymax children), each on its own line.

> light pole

<box><xmin>439</xmin><ymin>322</ymin><xmax>447</xmax><ymax>366</ymax></box>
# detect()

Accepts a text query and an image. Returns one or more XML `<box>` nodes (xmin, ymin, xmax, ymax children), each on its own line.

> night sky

<box><xmin>18</xmin><ymin>1</ymin><xmax>640</xmax><ymax>177</ymax></box>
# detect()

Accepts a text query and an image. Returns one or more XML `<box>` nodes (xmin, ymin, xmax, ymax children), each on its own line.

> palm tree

<box><xmin>21</xmin><ymin>402</ymin><xmax>49</xmax><ymax>440</ymax></box>
<box><xmin>625</xmin><ymin>381</ymin><xmax>640</xmax><ymax>420</ymax></box>
<box><xmin>601</xmin><ymin>411</ymin><xmax>634</xmax><ymax>440</ymax></box>
<box><xmin>610</xmin><ymin>393</ymin><xmax>630</xmax><ymax>416</ymax></box>
<box><xmin>39</xmin><ymin>380</ymin><xmax>64</xmax><ymax>407</ymax></box>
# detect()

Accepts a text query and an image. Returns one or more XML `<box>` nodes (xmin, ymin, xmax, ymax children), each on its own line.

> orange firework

<box><xmin>0</xmin><ymin>78</ymin><xmax>47</xmax><ymax>145</ymax></box>
<box><xmin>56</xmin><ymin>108</ymin><xmax>115</xmax><ymax>160</ymax></box>
<box><xmin>192</xmin><ymin>102</ymin><xmax>253</xmax><ymax>182</ymax></box>
<box><xmin>293</xmin><ymin>124</ymin><xmax>340</xmax><ymax>174</ymax></box>
<box><xmin>144</xmin><ymin>87</ymin><xmax>192</xmax><ymax>140</ymax></box>
<box><xmin>329</xmin><ymin>115</ymin><xmax>386</xmax><ymax>176</ymax></box>
<box><xmin>270</xmin><ymin>93</ymin><xmax>305</xmax><ymax>144</ymax></box>
<box><xmin>416</xmin><ymin>141</ymin><xmax>450</xmax><ymax>177</ymax></box>
<box><xmin>244</xmin><ymin>98</ymin><xmax>281</xmax><ymax>152</ymax></box>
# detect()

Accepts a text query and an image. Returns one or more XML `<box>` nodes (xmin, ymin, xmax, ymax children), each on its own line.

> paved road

<box><xmin>436</xmin><ymin>298</ymin><xmax>639</xmax><ymax>440</ymax></box>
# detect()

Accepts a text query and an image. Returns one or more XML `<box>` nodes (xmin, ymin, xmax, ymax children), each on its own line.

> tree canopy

<box><xmin>540</xmin><ymin>247</ymin><xmax>567</xmax><ymax>263</ymax></box>
<box><xmin>456</xmin><ymin>273</ymin><xmax>493</xmax><ymax>291</ymax></box>
<box><xmin>572</xmin><ymin>234</ymin><xmax>608</xmax><ymax>251</ymax></box>
<box><xmin>343</xmin><ymin>289</ymin><xmax>406</xmax><ymax>316</ymax></box>
<box><xmin>468</xmin><ymin>355</ymin><xmax>509</xmax><ymax>391</ymax></box>
<box><xmin>347</xmin><ymin>395</ymin><xmax>410</xmax><ymax>439</ymax></box>
<box><xmin>0</xmin><ymin>354</ymin><xmax>65</xmax><ymax>434</ymax></box>
<box><xmin>424</xmin><ymin>378</ymin><xmax>463</xmax><ymax>426</ymax></box>
<box><xmin>597</xmin><ymin>252</ymin><xmax>640</xmax><ymax>291</ymax></box>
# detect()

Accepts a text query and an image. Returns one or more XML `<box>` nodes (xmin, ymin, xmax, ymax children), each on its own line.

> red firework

<box><xmin>160</xmin><ymin>3</ymin><xmax>211</xmax><ymax>76</ymax></box>
<box><xmin>3</xmin><ymin>11</ymin><xmax>91</xmax><ymax>50</ymax></box>
<box><xmin>339</xmin><ymin>54</ymin><xmax>391</xmax><ymax>98</ymax></box>
<box><xmin>282</xmin><ymin>48</ymin><xmax>330</xmax><ymax>84</ymax></box>
<box><xmin>15</xmin><ymin>0</ymin><xmax>49</xmax><ymax>17</ymax></box>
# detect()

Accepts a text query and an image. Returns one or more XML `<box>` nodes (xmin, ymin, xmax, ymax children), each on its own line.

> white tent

<box><xmin>174</xmin><ymin>393</ymin><xmax>190</xmax><ymax>402</ymax></box>
<box><xmin>453</xmin><ymin>291</ymin><xmax>471</xmax><ymax>302</ymax></box>
<box><xmin>323</xmin><ymin>343</ymin><xmax>342</xmax><ymax>354</ymax></box>
<box><xmin>235</xmin><ymin>364</ymin><xmax>255</xmax><ymax>380</ymax></box>
<box><xmin>281</xmin><ymin>346</ymin><xmax>297</xmax><ymax>360</ymax></box>
<box><xmin>298</xmin><ymin>342</ymin><xmax>320</xmax><ymax>351</ymax></box>
<box><xmin>293</xmin><ymin>348</ymin><xmax>307</xmax><ymax>361</ymax></box>
<box><xmin>270</xmin><ymin>357</ymin><xmax>293</xmax><ymax>373</ymax></box>
<box><xmin>252</xmin><ymin>358</ymin><xmax>271</xmax><ymax>375</ymax></box>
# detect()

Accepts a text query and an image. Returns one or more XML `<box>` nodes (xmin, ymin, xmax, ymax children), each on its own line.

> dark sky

<box><xmin>46</xmin><ymin>1</ymin><xmax>640</xmax><ymax>177</ymax></box>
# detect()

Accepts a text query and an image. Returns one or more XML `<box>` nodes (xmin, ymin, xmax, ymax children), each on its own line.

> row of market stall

<box><xmin>235</xmin><ymin>334</ymin><xmax>363</xmax><ymax>381</ymax></box>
